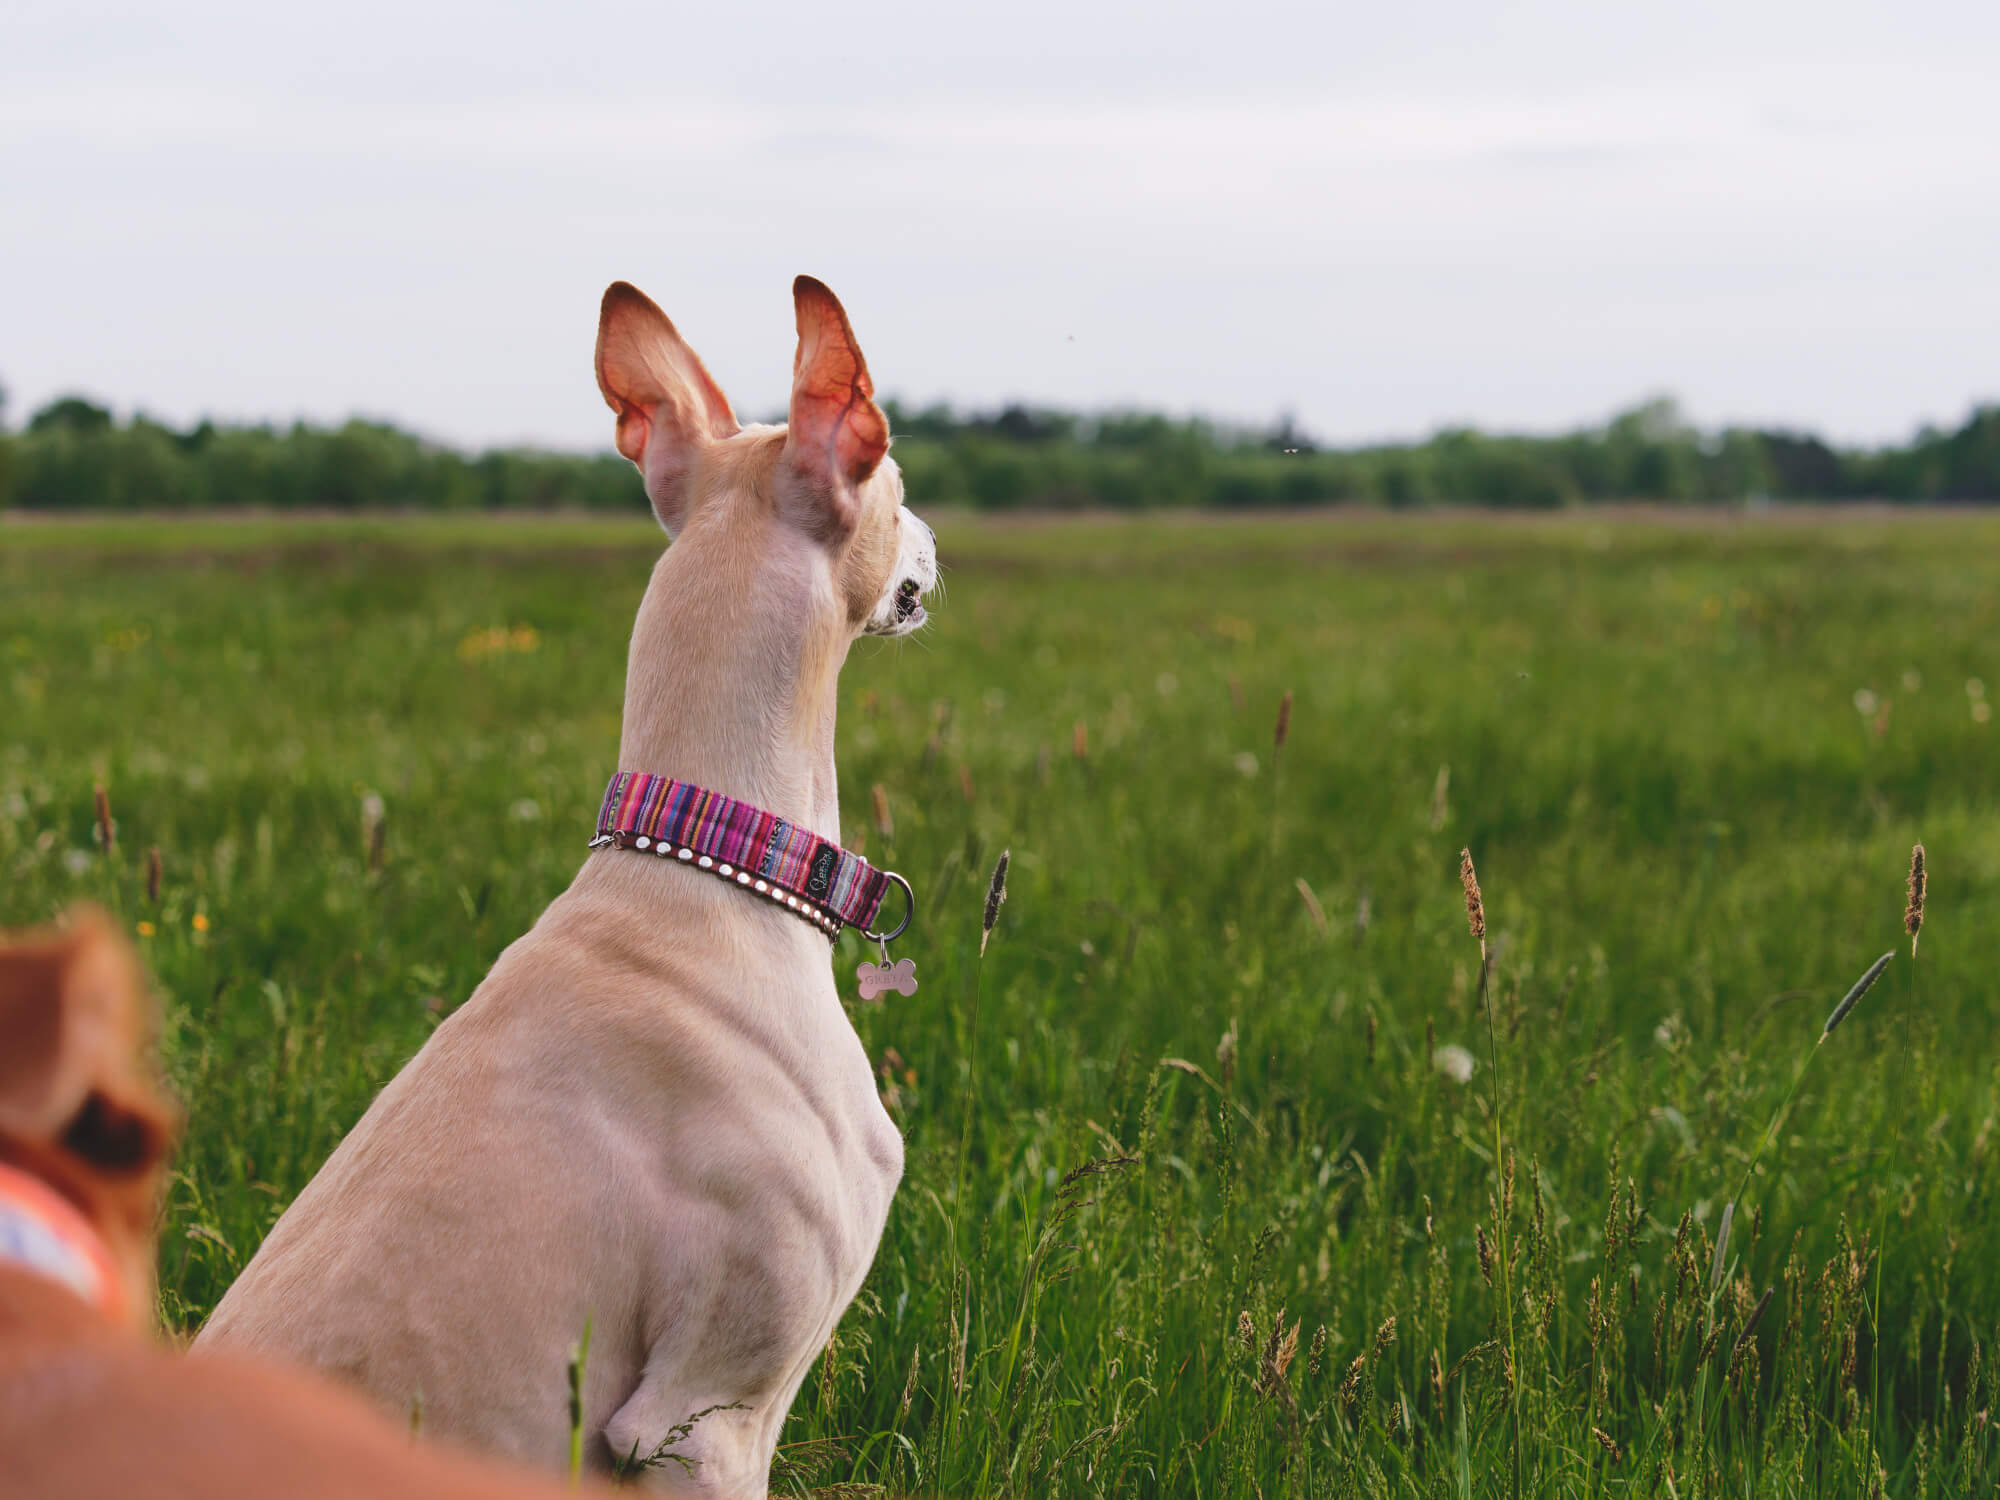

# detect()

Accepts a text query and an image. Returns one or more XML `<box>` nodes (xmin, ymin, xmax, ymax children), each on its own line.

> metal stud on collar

<box><xmin>592</xmin><ymin>830</ymin><xmax>845</xmax><ymax>940</ymax></box>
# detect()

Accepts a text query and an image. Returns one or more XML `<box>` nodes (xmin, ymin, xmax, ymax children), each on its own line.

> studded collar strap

<box><xmin>590</xmin><ymin>771</ymin><xmax>898</xmax><ymax>940</ymax></box>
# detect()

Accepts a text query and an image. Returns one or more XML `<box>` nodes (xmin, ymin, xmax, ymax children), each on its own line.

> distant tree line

<box><xmin>2</xmin><ymin>383</ymin><xmax>1996</xmax><ymax>513</ymax></box>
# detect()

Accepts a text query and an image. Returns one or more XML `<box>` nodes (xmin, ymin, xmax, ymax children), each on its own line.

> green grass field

<box><xmin>4</xmin><ymin>508</ymin><xmax>1998</xmax><ymax>1497</ymax></box>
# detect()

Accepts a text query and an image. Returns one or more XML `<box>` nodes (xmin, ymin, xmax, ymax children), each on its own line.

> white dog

<box><xmin>198</xmin><ymin>277</ymin><xmax>935</xmax><ymax>1496</ymax></box>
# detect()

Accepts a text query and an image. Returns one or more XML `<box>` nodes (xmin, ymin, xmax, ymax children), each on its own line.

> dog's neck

<box><xmin>615</xmin><ymin>508</ymin><xmax>848</xmax><ymax>844</ymax></box>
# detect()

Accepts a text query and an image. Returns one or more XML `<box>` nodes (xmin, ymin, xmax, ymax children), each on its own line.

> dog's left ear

<box><xmin>782</xmin><ymin>276</ymin><xmax>891</xmax><ymax>536</ymax></box>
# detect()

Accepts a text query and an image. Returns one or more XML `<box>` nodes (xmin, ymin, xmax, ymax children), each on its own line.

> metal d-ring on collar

<box><xmin>862</xmin><ymin>870</ymin><xmax>915</xmax><ymax>945</ymax></box>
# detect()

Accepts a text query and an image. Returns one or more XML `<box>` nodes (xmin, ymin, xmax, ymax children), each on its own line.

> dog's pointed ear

<box><xmin>0</xmin><ymin>910</ymin><xmax>171</xmax><ymax>1173</ymax></box>
<box><xmin>0</xmin><ymin>909</ymin><xmax>176</xmax><ymax>1327</ymax></box>
<box><xmin>782</xmin><ymin>276</ymin><xmax>890</xmax><ymax>534</ymax></box>
<box><xmin>595</xmin><ymin>282</ymin><xmax>739</xmax><ymax>532</ymax></box>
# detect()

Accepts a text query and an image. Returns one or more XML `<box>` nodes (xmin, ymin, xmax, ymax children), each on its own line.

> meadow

<box><xmin>3</xmin><ymin>507</ymin><xmax>1998</xmax><ymax>1497</ymax></box>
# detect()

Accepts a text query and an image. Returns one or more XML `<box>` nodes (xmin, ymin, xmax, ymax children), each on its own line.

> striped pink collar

<box><xmin>590</xmin><ymin>772</ymin><xmax>911</xmax><ymax>943</ymax></box>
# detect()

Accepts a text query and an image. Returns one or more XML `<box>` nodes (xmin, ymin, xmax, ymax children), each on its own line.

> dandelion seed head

<box><xmin>1433</xmin><ymin>1044</ymin><xmax>1476</xmax><ymax>1084</ymax></box>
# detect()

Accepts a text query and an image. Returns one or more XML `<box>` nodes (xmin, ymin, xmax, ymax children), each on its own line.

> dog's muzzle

<box><xmin>866</xmin><ymin>510</ymin><xmax>938</xmax><ymax>637</ymax></box>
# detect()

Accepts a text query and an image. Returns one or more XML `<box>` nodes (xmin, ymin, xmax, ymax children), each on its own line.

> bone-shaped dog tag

<box><xmin>856</xmin><ymin>956</ymin><xmax>918</xmax><ymax>1002</ymax></box>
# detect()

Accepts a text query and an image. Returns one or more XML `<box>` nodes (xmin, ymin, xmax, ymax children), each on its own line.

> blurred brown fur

<box><xmin>0</xmin><ymin>909</ymin><xmax>626</xmax><ymax>1500</ymax></box>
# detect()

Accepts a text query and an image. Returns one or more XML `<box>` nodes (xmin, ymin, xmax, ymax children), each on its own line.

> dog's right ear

<box><xmin>0</xmin><ymin>910</ymin><xmax>176</xmax><ymax>1326</ymax></box>
<box><xmin>0</xmin><ymin>910</ymin><xmax>171</xmax><ymax>1169</ymax></box>
<box><xmin>595</xmin><ymin>282</ymin><xmax>740</xmax><ymax>532</ymax></box>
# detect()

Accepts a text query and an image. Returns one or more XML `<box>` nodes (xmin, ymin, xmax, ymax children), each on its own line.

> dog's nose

<box><xmin>893</xmin><ymin>580</ymin><xmax>921</xmax><ymax>621</ymax></box>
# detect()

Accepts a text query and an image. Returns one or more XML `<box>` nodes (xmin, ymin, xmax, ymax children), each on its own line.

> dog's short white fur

<box><xmin>197</xmin><ymin>277</ymin><xmax>934</xmax><ymax>1495</ymax></box>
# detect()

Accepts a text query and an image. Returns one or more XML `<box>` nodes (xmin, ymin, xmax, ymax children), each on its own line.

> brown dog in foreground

<box><xmin>0</xmin><ymin>910</ymin><xmax>618</xmax><ymax>1500</ymax></box>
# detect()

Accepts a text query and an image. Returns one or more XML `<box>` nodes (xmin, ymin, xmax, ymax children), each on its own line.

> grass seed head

<box><xmin>93</xmin><ymin>784</ymin><xmax>114</xmax><ymax>851</ymax></box>
<box><xmin>1906</xmin><ymin>843</ymin><xmax>1926</xmax><ymax>939</ymax></box>
<box><xmin>1710</xmin><ymin>1201</ymin><xmax>1735</xmax><ymax>1290</ymax></box>
<box><xmin>362</xmin><ymin>793</ymin><xmax>386</xmax><ymax>871</ymax></box>
<box><xmin>898</xmin><ymin>1344</ymin><xmax>920</xmax><ymax>1420</ymax></box>
<box><xmin>1273</xmin><ymin>690</ymin><xmax>1292</xmax><ymax>752</ymax></box>
<box><xmin>1732</xmin><ymin>1286</ymin><xmax>1775</xmax><ymax>1356</ymax></box>
<box><xmin>1255</xmin><ymin>1311</ymin><xmax>1300</xmax><ymax>1397</ymax></box>
<box><xmin>1822</xmin><ymin>951</ymin><xmax>1895</xmax><ymax>1039</ymax></box>
<box><xmin>871</xmin><ymin>783</ymin><xmax>893</xmax><ymax>840</ymax></box>
<box><xmin>1072</xmin><ymin>720</ymin><xmax>1089</xmax><ymax>761</ymax></box>
<box><xmin>1459</xmin><ymin>848</ymin><xmax>1485</xmax><ymax>942</ymax></box>
<box><xmin>146</xmin><ymin>845</ymin><xmax>162</xmax><ymax>904</ymax></box>
<box><xmin>1293</xmin><ymin>876</ymin><xmax>1328</xmax><ymax>937</ymax></box>
<box><xmin>1338</xmin><ymin>1354</ymin><xmax>1365</xmax><ymax>1408</ymax></box>
<box><xmin>1274</xmin><ymin>1316</ymin><xmax>1299</xmax><ymax>1380</ymax></box>
<box><xmin>980</xmin><ymin>848</ymin><xmax>1010</xmax><ymax>955</ymax></box>
<box><xmin>1373</xmin><ymin>1315</ymin><xmax>1397</xmax><ymax>1356</ymax></box>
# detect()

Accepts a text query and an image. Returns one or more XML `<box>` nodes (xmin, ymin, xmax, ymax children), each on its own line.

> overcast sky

<box><xmin>4</xmin><ymin>0</ymin><xmax>1997</xmax><ymax>451</ymax></box>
